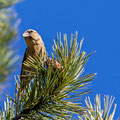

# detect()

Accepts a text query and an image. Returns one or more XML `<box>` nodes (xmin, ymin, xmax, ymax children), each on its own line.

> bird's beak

<box><xmin>23</xmin><ymin>31</ymin><xmax>30</xmax><ymax>38</ymax></box>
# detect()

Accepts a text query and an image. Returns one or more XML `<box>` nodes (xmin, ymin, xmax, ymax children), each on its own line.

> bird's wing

<box><xmin>20</xmin><ymin>48</ymin><xmax>30</xmax><ymax>90</ymax></box>
<box><xmin>20</xmin><ymin>48</ymin><xmax>28</xmax><ymax>77</ymax></box>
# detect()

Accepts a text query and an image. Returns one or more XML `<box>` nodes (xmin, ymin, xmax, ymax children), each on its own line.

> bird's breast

<box><xmin>27</xmin><ymin>44</ymin><xmax>46</xmax><ymax>58</ymax></box>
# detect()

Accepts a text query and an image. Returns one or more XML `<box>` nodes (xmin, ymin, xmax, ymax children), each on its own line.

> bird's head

<box><xmin>23</xmin><ymin>29</ymin><xmax>44</xmax><ymax>47</ymax></box>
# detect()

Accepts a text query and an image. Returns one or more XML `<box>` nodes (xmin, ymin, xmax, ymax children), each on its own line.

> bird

<box><xmin>20</xmin><ymin>29</ymin><xmax>46</xmax><ymax>91</ymax></box>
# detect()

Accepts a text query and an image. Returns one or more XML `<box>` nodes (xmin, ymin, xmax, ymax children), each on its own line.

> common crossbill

<box><xmin>20</xmin><ymin>29</ymin><xmax>46</xmax><ymax>90</ymax></box>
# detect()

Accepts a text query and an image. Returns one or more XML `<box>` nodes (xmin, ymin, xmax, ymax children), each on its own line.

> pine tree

<box><xmin>0</xmin><ymin>0</ymin><xmax>117</xmax><ymax>119</ymax></box>
<box><xmin>1</xmin><ymin>32</ymin><xmax>117</xmax><ymax>120</ymax></box>
<box><xmin>0</xmin><ymin>0</ymin><xmax>19</xmax><ymax>82</ymax></box>
<box><xmin>1</xmin><ymin>32</ymin><xmax>96</xmax><ymax>119</ymax></box>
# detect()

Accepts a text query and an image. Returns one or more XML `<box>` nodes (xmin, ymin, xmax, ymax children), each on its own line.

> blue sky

<box><xmin>2</xmin><ymin>0</ymin><xmax>120</xmax><ymax>119</ymax></box>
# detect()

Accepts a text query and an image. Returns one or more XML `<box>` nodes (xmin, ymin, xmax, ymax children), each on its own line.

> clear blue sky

<box><xmin>3</xmin><ymin>0</ymin><xmax>120</xmax><ymax>119</ymax></box>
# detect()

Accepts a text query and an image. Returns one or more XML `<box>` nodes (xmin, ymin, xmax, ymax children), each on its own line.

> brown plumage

<box><xmin>20</xmin><ymin>29</ymin><xmax>46</xmax><ymax>90</ymax></box>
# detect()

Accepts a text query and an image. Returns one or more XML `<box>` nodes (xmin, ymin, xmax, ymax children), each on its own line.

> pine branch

<box><xmin>0</xmin><ymin>0</ymin><xmax>20</xmax><ymax>82</ymax></box>
<box><xmin>2</xmin><ymin>32</ymin><xmax>96</xmax><ymax>120</ymax></box>
<box><xmin>0</xmin><ymin>0</ymin><xmax>19</xmax><ymax>9</ymax></box>
<box><xmin>78</xmin><ymin>94</ymin><xmax>117</xmax><ymax>120</ymax></box>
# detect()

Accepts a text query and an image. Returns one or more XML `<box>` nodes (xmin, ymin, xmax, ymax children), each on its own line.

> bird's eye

<box><xmin>28</xmin><ymin>30</ymin><xmax>33</xmax><ymax>34</ymax></box>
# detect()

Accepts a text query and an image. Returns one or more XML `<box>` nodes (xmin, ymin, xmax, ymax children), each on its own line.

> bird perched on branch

<box><xmin>20</xmin><ymin>29</ymin><xmax>46</xmax><ymax>90</ymax></box>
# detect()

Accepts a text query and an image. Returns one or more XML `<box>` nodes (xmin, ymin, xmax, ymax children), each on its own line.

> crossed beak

<box><xmin>23</xmin><ymin>31</ymin><xmax>30</xmax><ymax>38</ymax></box>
